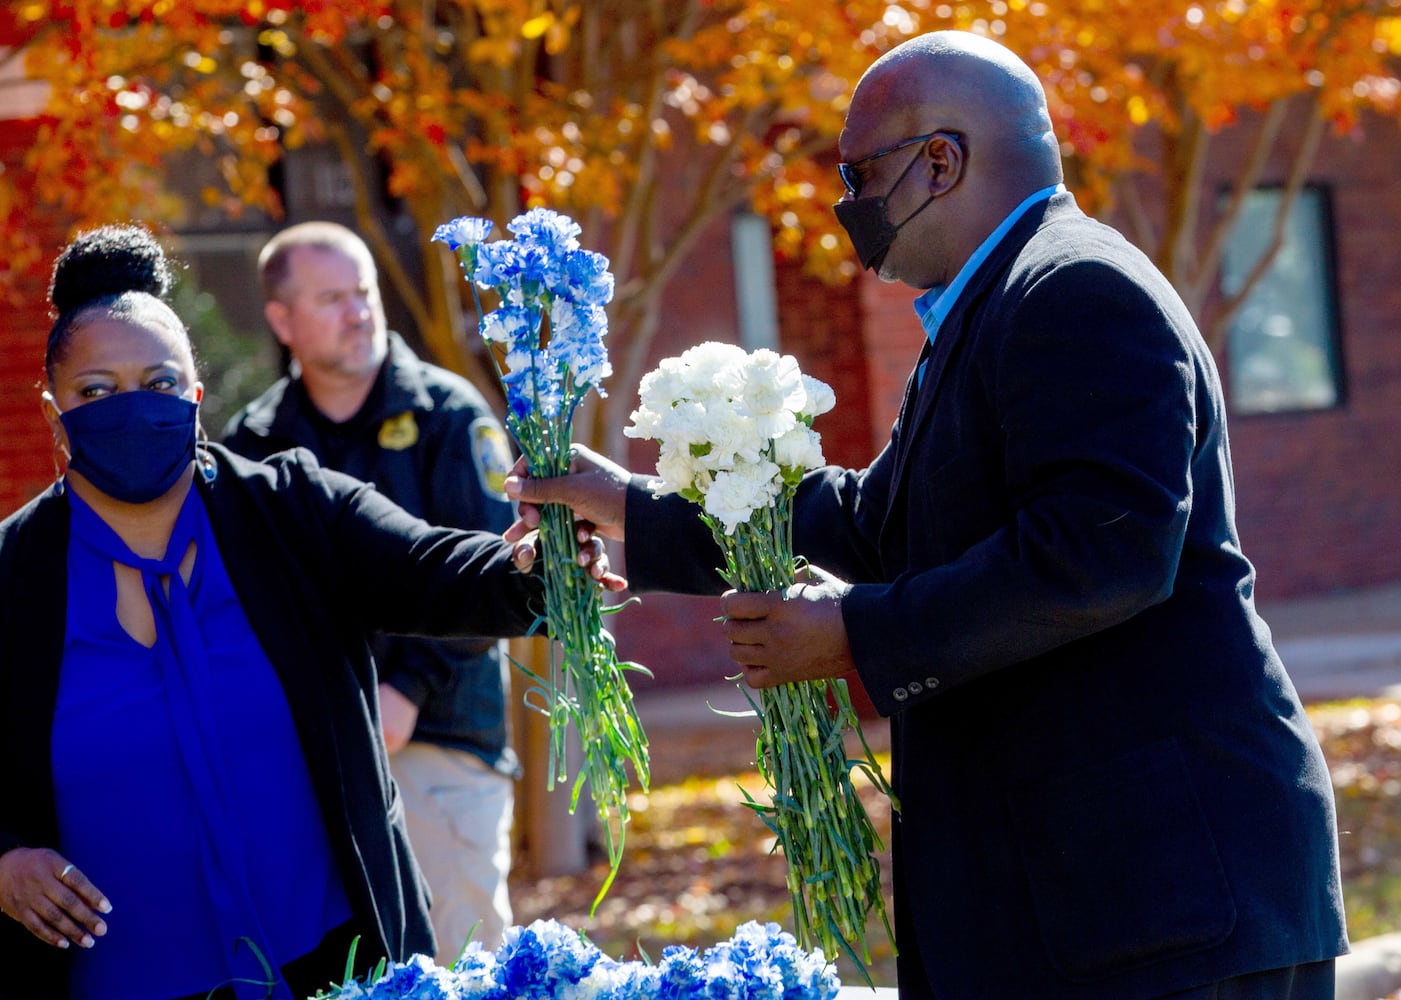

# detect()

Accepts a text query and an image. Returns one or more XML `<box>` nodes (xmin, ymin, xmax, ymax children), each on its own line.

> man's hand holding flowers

<box><xmin>719</xmin><ymin>564</ymin><xmax>856</xmax><ymax>687</ymax></box>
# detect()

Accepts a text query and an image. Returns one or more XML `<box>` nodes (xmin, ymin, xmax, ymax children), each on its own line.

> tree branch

<box><xmin>1204</xmin><ymin>101</ymin><xmax>1327</xmax><ymax>351</ymax></box>
<box><xmin>1112</xmin><ymin>166</ymin><xmax>1158</xmax><ymax>256</ymax></box>
<box><xmin>1184</xmin><ymin>96</ymin><xmax>1291</xmax><ymax>311</ymax></box>
<box><xmin>321</xmin><ymin>119</ymin><xmax>435</xmax><ymax>346</ymax></box>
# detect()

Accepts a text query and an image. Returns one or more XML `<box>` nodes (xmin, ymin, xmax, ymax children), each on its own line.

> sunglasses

<box><xmin>837</xmin><ymin>131</ymin><xmax>961</xmax><ymax>199</ymax></box>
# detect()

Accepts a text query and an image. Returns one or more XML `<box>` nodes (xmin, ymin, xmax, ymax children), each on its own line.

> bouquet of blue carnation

<box><xmin>312</xmin><ymin>919</ymin><xmax>841</xmax><ymax>1000</ymax></box>
<box><xmin>433</xmin><ymin>209</ymin><xmax>649</xmax><ymax>906</ymax></box>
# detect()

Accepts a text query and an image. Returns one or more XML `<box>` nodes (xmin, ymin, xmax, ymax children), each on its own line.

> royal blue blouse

<box><xmin>51</xmin><ymin>487</ymin><xmax>351</xmax><ymax>1000</ymax></box>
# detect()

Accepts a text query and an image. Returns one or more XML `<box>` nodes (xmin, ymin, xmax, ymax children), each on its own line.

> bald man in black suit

<box><xmin>509</xmin><ymin>30</ymin><xmax>1348</xmax><ymax>1000</ymax></box>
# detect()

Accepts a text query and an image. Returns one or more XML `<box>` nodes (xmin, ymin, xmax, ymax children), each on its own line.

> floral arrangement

<box><xmin>313</xmin><ymin>919</ymin><xmax>840</xmax><ymax>1000</ymax></box>
<box><xmin>433</xmin><ymin>210</ymin><xmax>648</xmax><ymax>906</ymax></box>
<box><xmin>624</xmin><ymin>342</ymin><xmax>894</xmax><ymax>979</ymax></box>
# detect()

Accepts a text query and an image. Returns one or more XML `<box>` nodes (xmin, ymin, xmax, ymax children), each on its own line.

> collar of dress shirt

<box><xmin>912</xmin><ymin>183</ymin><xmax>1065</xmax><ymax>346</ymax></box>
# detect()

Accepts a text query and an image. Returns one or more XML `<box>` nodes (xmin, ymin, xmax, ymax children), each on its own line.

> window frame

<box><xmin>1219</xmin><ymin>182</ymin><xmax>1347</xmax><ymax>418</ymax></box>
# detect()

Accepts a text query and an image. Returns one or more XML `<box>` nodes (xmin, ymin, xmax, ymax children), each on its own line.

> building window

<box><xmin>1220</xmin><ymin>185</ymin><xmax>1343</xmax><ymax>415</ymax></box>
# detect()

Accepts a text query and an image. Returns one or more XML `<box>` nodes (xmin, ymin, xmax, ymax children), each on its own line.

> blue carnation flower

<box><xmin>508</xmin><ymin>207</ymin><xmax>583</xmax><ymax>254</ymax></box>
<box><xmin>497</xmin><ymin>921</ymin><xmax>603</xmax><ymax>999</ymax></box>
<box><xmin>473</xmin><ymin>239</ymin><xmax>524</xmax><ymax>290</ymax></box>
<box><xmin>480</xmin><ymin>303</ymin><xmax>539</xmax><ymax>350</ymax></box>
<box><xmin>550</xmin><ymin>248</ymin><xmax>615</xmax><ymax>307</ymax></box>
<box><xmin>657</xmin><ymin>945</ymin><xmax>706</xmax><ymax>1000</ymax></box>
<box><xmin>431</xmin><ymin>216</ymin><xmax>494</xmax><ymax>251</ymax></box>
<box><xmin>451</xmin><ymin>942</ymin><xmax>506</xmax><ymax>1000</ymax></box>
<box><xmin>549</xmin><ymin>300</ymin><xmax>612</xmax><ymax>390</ymax></box>
<box><xmin>368</xmin><ymin>953</ymin><xmax>467</xmax><ymax>999</ymax></box>
<box><xmin>501</xmin><ymin>354</ymin><xmax>564</xmax><ymax>421</ymax></box>
<box><xmin>321</xmin><ymin>920</ymin><xmax>839</xmax><ymax>1000</ymax></box>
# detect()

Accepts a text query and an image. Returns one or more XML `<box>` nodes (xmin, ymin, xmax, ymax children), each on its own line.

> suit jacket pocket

<box><xmin>1010</xmin><ymin>738</ymin><xmax>1236</xmax><ymax>982</ymax></box>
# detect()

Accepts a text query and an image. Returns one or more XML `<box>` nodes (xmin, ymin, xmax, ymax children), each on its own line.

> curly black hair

<box><xmin>48</xmin><ymin>224</ymin><xmax>172</xmax><ymax>315</ymax></box>
<box><xmin>45</xmin><ymin>224</ymin><xmax>185</xmax><ymax>381</ymax></box>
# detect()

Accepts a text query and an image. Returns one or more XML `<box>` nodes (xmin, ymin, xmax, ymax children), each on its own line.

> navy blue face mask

<box><xmin>59</xmin><ymin>391</ymin><xmax>198</xmax><ymax>504</ymax></box>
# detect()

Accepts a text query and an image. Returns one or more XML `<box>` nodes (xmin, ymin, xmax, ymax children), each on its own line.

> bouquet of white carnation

<box><xmin>433</xmin><ymin>209</ymin><xmax>648</xmax><ymax>910</ymax></box>
<box><xmin>626</xmin><ymin>341</ymin><xmax>894</xmax><ymax>980</ymax></box>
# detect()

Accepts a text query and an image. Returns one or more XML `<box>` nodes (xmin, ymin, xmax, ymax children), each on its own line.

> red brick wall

<box><xmin>771</xmin><ymin>261</ymin><xmax>874</xmax><ymax>472</ymax></box>
<box><xmin>859</xmin><ymin>275</ymin><xmax>928</xmax><ymax>453</ymax></box>
<box><xmin>0</xmin><ymin>119</ymin><xmax>65</xmax><ymax>515</ymax></box>
<box><xmin>1204</xmin><ymin>114</ymin><xmax>1401</xmax><ymax>600</ymax></box>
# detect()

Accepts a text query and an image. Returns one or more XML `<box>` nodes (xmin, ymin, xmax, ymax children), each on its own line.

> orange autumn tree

<box><xmin>941</xmin><ymin>0</ymin><xmax>1401</xmax><ymax>349</ymax></box>
<box><xmin>4</xmin><ymin>0</ymin><xmax>1400</xmax><ymax>417</ymax></box>
<box><xmin>1</xmin><ymin>0</ymin><xmax>905</xmax><ymax>448</ymax></box>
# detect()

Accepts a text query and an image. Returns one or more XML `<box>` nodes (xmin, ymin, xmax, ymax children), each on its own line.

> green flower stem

<box><xmin>509</xmin><ymin>403</ymin><xmax>650</xmax><ymax>915</ymax></box>
<box><xmin>706</xmin><ymin>491</ymin><xmax>896</xmax><ymax>983</ymax></box>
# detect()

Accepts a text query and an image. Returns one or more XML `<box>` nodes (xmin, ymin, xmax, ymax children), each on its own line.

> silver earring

<box><xmin>196</xmin><ymin>427</ymin><xmax>217</xmax><ymax>485</ymax></box>
<box><xmin>51</xmin><ymin>440</ymin><xmax>67</xmax><ymax>495</ymax></box>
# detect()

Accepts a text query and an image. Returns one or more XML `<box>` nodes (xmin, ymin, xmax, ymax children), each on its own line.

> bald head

<box><xmin>850</xmin><ymin>31</ymin><xmax>1062</xmax><ymax>198</ymax></box>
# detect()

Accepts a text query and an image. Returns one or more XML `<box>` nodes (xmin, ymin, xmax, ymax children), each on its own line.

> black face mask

<box><xmin>833</xmin><ymin>146</ymin><xmax>936</xmax><ymax>273</ymax></box>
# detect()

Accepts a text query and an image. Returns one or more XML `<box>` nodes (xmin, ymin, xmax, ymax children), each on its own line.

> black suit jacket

<box><xmin>0</xmin><ymin>445</ymin><xmax>540</xmax><ymax>998</ymax></box>
<box><xmin>627</xmin><ymin>194</ymin><xmax>1347</xmax><ymax>997</ymax></box>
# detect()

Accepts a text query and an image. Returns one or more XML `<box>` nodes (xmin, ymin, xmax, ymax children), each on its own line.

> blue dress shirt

<box><xmin>913</xmin><ymin>184</ymin><xmax>1064</xmax><ymax>385</ymax></box>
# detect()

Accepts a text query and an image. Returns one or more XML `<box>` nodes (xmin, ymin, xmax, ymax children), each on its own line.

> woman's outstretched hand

<box><xmin>0</xmin><ymin>847</ymin><xmax>111</xmax><ymax>950</ymax></box>
<box><xmin>508</xmin><ymin>522</ymin><xmax>627</xmax><ymax>594</ymax></box>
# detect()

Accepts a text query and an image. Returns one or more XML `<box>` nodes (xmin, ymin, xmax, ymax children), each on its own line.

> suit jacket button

<box><xmin>908</xmin><ymin>681</ymin><xmax>923</xmax><ymax>695</ymax></box>
<box><xmin>926</xmin><ymin>677</ymin><xmax>940</xmax><ymax>689</ymax></box>
<box><xmin>892</xmin><ymin>687</ymin><xmax>909</xmax><ymax>701</ymax></box>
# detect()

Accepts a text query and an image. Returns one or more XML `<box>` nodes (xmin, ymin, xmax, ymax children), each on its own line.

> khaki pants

<box><xmin>389</xmin><ymin>742</ymin><xmax>514</xmax><ymax>962</ymax></box>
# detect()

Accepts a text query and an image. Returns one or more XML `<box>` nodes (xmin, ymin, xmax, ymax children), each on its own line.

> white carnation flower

<box><xmin>678</xmin><ymin>341</ymin><xmax>748</xmax><ymax>396</ymax></box>
<box><xmin>738</xmin><ymin>350</ymin><xmax>805</xmax><ymax>439</ymax></box>
<box><xmin>798</xmin><ymin>374</ymin><xmax>836</xmax><ymax>420</ymax></box>
<box><xmin>692</xmin><ymin>406</ymin><xmax>763</xmax><ymax>471</ymax></box>
<box><xmin>631</xmin><ymin>344</ymin><xmax>835</xmax><ymax>524</ymax></box>
<box><xmin>624</xmin><ymin>401</ymin><xmax>665</xmax><ymax>440</ymax></box>
<box><xmin>772</xmin><ymin>424</ymin><xmax>825</xmax><ymax>474</ymax></box>
<box><xmin>655</xmin><ymin>445</ymin><xmax>704</xmax><ymax>496</ymax></box>
<box><xmin>636</xmin><ymin>364</ymin><xmax>691</xmax><ymax>413</ymax></box>
<box><xmin>704</xmin><ymin>461</ymin><xmax>781</xmax><ymax>534</ymax></box>
<box><xmin>653</xmin><ymin>399</ymin><xmax>712</xmax><ymax>451</ymax></box>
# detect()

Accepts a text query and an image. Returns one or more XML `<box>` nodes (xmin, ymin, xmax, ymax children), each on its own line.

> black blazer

<box><xmin>0</xmin><ymin>445</ymin><xmax>540</xmax><ymax>998</ymax></box>
<box><xmin>627</xmin><ymin>194</ymin><xmax>1347</xmax><ymax>998</ymax></box>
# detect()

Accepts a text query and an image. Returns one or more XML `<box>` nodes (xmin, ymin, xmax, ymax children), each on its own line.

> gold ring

<box><xmin>59</xmin><ymin>864</ymin><xmax>74</xmax><ymax>881</ymax></box>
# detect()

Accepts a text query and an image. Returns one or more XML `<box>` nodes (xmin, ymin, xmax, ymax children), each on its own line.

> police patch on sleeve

<box><xmin>469</xmin><ymin>417</ymin><xmax>512</xmax><ymax>500</ymax></box>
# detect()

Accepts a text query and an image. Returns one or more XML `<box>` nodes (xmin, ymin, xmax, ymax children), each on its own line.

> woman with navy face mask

<box><xmin>0</xmin><ymin>226</ymin><xmax>622</xmax><ymax>1000</ymax></box>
